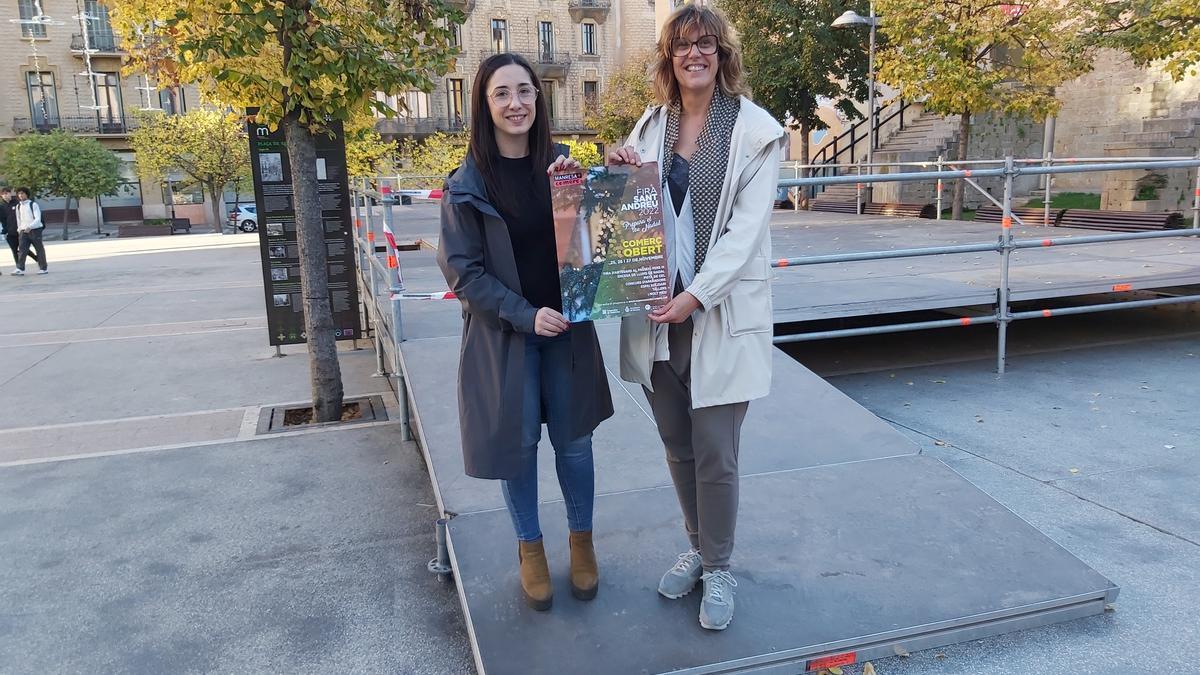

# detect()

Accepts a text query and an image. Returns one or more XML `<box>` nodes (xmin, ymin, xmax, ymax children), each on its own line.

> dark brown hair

<box><xmin>469</xmin><ymin>53</ymin><xmax>554</xmax><ymax>215</ymax></box>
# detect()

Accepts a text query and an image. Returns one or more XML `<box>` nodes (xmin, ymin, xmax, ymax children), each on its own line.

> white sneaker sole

<box><xmin>658</xmin><ymin>578</ymin><xmax>700</xmax><ymax>600</ymax></box>
<box><xmin>699</xmin><ymin>612</ymin><xmax>733</xmax><ymax>630</ymax></box>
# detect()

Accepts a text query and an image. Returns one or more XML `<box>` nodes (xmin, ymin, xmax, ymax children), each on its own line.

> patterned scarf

<box><xmin>660</xmin><ymin>89</ymin><xmax>740</xmax><ymax>273</ymax></box>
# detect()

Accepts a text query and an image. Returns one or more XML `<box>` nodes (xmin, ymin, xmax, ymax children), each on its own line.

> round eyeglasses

<box><xmin>671</xmin><ymin>34</ymin><xmax>719</xmax><ymax>57</ymax></box>
<box><xmin>489</xmin><ymin>86</ymin><xmax>539</xmax><ymax>106</ymax></box>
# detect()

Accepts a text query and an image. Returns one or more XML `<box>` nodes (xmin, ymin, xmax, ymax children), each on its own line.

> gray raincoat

<box><xmin>436</xmin><ymin>147</ymin><xmax>614</xmax><ymax>480</ymax></box>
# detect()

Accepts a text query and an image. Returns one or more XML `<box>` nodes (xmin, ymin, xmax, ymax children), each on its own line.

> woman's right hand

<box><xmin>607</xmin><ymin>145</ymin><xmax>642</xmax><ymax>167</ymax></box>
<box><xmin>534</xmin><ymin>307</ymin><xmax>570</xmax><ymax>336</ymax></box>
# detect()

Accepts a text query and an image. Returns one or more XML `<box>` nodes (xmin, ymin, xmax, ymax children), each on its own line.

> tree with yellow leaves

<box><xmin>128</xmin><ymin>109</ymin><xmax>250</xmax><ymax>232</ymax></box>
<box><xmin>876</xmin><ymin>0</ymin><xmax>1095</xmax><ymax>218</ymax></box>
<box><xmin>110</xmin><ymin>0</ymin><xmax>460</xmax><ymax>422</ymax></box>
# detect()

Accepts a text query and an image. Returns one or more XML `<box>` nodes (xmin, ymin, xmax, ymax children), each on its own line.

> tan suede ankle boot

<box><xmin>518</xmin><ymin>540</ymin><xmax>553</xmax><ymax>611</ymax></box>
<box><xmin>568</xmin><ymin>530</ymin><xmax>599</xmax><ymax>601</ymax></box>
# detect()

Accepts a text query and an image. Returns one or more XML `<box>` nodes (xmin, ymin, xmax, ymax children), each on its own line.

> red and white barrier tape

<box><xmin>392</xmin><ymin>291</ymin><xmax>457</xmax><ymax>301</ymax></box>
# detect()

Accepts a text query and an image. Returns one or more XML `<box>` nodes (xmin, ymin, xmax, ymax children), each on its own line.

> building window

<box><xmin>539</xmin><ymin>21</ymin><xmax>554</xmax><ymax>61</ymax></box>
<box><xmin>581</xmin><ymin>21</ymin><xmax>597</xmax><ymax>56</ymax></box>
<box><xmin>18</xmin><ymin>0</ymin><xmax>46</xmax><ymax>38</ymax></box>
<box><xmin>583</xmin><ymin>80</ymin><xmax>599</xmax><ymax>114</ymax></box>
<box><xmin>26</xmin><ymin>72</ymin><xmax>58</xmax><ymax>129</ymax></box>
<box><xmin>448</xmin><ymin>79</ymin><xmax>467</xmax><ymax>127</ymax></box>
<box><xmin>159</xmin><ymin>87</ymin><xmax>187</xmax><ymax>115</ymax></box>
<box><xmin>542</xmin><ymin>80</ymin><xmax>556</xmax><ymax>123</ymax></box>
<box><xmin>401</xmin><ymin>91</ymin><xmax>431</xmax><ymax>118</ymax></box>
<box><xmin>94</xmin><ymin>72</ymin><xmax>125</xmax><ymax>131</ymax></box>
<box><xmin>450</xmin><ymin>23</ymin><xmax>462</xmax><ymax>50</ymax></box>
<box><xmin>84</xmin><ymin>0</ymin><xmax>117</xmax><ymax>50</ymax></box>
<box><xmin>491</xmin><ymin>19</ymin><xmax>508</xmax><ymax>53</ymax></box>
<box><xmin>162</xmin><ymin>178</ymin><xmax>205</xmax><ymax>205</ymax></box>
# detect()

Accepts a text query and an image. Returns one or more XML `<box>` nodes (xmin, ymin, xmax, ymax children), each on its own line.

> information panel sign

<box><xmin>247</xmin><ymin>118</ymin><xmax>360</xmax><ymax>346</ymax></box>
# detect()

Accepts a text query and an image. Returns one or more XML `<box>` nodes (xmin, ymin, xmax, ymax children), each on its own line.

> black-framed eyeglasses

<box><xmin>671</xmin><ymin>34</ymin><xmax>719</xmax><ymax>57</ymax></box>
<box><xmin>489</xmin><ymin>85</ymin><xmax>539</xmax><ymax>106</ymax></box>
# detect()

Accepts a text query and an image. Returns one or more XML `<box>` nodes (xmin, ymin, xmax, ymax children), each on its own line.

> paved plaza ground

<box><xmin>0</xmin><ymin>215</ymin><xmax>1197</xmax><ymax>673</ymax></box>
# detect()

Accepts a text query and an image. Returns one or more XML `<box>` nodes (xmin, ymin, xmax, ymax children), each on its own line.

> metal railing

<box><xmin>356</xmin><ymin>155</ymin><xmax>1200</xmax><ymax>385</ymax></box>
<box><xmin>11</xmin><ymin>115</ymin><xmax>135</xmax><ymax>135</ymax></box>
<box><xmin>349</xmin><ymin>180</ymin><xmax>412</xmax><ymax>440</ymax></box>
<box><xmin>70</xmin><ymin>32</ymin><xmax>121</xmax><ymax>52</ymax></box>
<box><xmin>789</xmin><ymin>153</ymin><xmax>1200</xmax><ymax>223</ymax></box>
<box><xmin>775</xmin><ymin>156</ymin><xmax>1200</xmax><ymax>373</ymax></box>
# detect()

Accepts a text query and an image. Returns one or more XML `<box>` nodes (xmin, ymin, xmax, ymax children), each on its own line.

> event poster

<box><xmin>551</xmin><ymin>163</ymin><xmax>670</xmax><ymax>322</ymax></box>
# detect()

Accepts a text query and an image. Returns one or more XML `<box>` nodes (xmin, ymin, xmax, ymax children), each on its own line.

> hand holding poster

<box><xmin>552</xmin><ymin>163</ymin><xmax>670</xmax><ymax>322</ymax></box>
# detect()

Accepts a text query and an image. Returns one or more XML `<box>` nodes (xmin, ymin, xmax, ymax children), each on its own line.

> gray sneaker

<box><xmin>699</xmin><ymin>570</ymin><xmax>737</xmax><ymax>630</ymax></box>
<box><xmin>658</xmin><ymin>548</ymin><xmax>703</xmax><ymax>599</ymax></box>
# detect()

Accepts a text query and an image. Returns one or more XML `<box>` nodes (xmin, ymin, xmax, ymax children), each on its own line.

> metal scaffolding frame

<box><xmin>776</xmin><ymin>156</ymin><xmax>1200</xmax><ymax>373</ymax></box>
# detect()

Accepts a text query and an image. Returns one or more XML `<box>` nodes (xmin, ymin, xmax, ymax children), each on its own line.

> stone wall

<box><xmin>1051</xmin><ymin>49</ymin><xmax>1200</xmax><ymax>192</ymax></box>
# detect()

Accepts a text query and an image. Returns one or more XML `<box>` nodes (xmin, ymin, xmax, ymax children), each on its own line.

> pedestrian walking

<box><xmin>0</xmin><ymin>187</ymin><xmax>35</xmax><ymax>273</ymax></box>
<box><xmin>608</xmin><ymin>4</ymin><xmax>785</xmax><ymax>631</ymax></box>
<box><xmin>13</xmin><ymin>188</ymin><xmax>48</xmax><ymax>275</ymax></box>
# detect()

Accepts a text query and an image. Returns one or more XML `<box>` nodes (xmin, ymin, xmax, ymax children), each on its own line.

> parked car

<box><xmin>228</xmin><ymin>204</ymin><xmax>257</xmax><ymax>232</ymax></box>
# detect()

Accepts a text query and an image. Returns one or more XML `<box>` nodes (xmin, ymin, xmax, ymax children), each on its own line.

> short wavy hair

<box><xmin>652</xmin><ymin>4</ymin><xmax>750</xmax><ymax>105</ymax></box>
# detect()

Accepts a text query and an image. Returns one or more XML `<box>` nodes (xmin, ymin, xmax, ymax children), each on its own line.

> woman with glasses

<box><xmin>437</xmin><ymin>53</ymin><xmax>614</xmax><ymax>612</ymax></box>
<box><xmin>607</xmin><ymin>4</ymin><xmax>785</xmax><ymax>630</ymax></box>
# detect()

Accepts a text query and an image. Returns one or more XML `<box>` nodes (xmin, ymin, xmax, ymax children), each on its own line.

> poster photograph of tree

<box><xmin>551</xmin><ymin>163</ymin><xmax>670</xmax><ymax>322</ymax></box>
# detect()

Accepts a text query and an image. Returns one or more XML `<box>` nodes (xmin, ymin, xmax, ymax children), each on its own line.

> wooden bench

<box><xmin>1057</xmin><ymin>209</ymin><xmax>1184</xmax><ymax>232</ymax></box>
<box><xmin>810</xmin><ymin>200</ymin><xmax>860</xmax><ymax>215</ymax></box>
<box><xmin>976</xmin><ymin>205</ymin><xmax>1065</xmax><ymax>227</ymax></box>
<box><xmin>862</xmin><ymin>202</ymin><xmax>937</xmax><ymax>219</ymax></box>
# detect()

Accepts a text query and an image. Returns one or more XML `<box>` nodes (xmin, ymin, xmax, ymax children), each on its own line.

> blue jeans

<box><xmin>501</xmin><ymin>333</ymin><xmax>596</xmax><ymax>542</ymax></box>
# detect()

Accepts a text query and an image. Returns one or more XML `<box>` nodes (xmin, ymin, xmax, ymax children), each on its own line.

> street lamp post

<box><xmin>833</xmin><ymin>3</ymin><xmax>880</xmax><ymax>203</ymax></box>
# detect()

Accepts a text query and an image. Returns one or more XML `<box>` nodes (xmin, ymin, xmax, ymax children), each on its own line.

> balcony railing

<box><xmin>375</xmin><ymin>116</ymin><xmax>470</xmax><ymax>136</ymax></box>
<box><xmin>568</xmin><ymin>0</ymin><xmax>611</xmax><ymax>22</ymax></box>
<box><xmin>12</xmin><ymin>115</ymin><xmax>136</xmax><ymax>135</ymax></box>
<box><xmin>530</xmin><ymin>51</ymin><xmax>571</xmax><ymax>79</ymax></box>
<box><xmin>550</xmin><ymin>117</ymin><xmax>594</xmax><ymax>134</ymax></box>
<box><xmin>70</xmin><ymin>32</ymin><xmax>122</xmax><ymax>54</ymax></box>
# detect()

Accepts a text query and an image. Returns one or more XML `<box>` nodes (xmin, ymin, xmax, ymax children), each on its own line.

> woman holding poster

<box><xmin>607</xmin><ymin>4</ymin><xmax>785</xmax><ymax>630</ymax></box>
<box><xmin>437</xmin><ymin>54</ymin><xmax>614</xmax><ymax>612</ymax></box>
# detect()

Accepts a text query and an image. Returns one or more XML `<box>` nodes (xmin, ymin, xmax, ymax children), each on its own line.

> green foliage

<box><xmin>563</xmin><ymin>140</ymin><xmax>603</xmax><ymax>169</ymax></box>
<box><xmin>1134</xmin><ymin>173</ymin><xmax>1169</xmax><ymax>201</ymax></box>
<box><xmin>586</xmin><ymin>51</ymin><xmax>656</xmax><ymax>144</ymax></box>
<box><xmin>129</xmin><ymin>109</ymin><xmax>249</xmax><ymax>227</ymax></box>
<box><xmin>1023</xmin><ymin>192</ymin><xmax>1102</xmax><ymax>209</ymax></box>
<box><xmin>110</xmin><ymin>0</ymin><xmax>461</xmax><ymax>135</ymax></box>
<box><xmin>1090</xmin><ymin>0</ymin><xmax>1200</xmax><ymax>81</ymax></box>
<box><xmin>345</xmin><ymin>112</ymin><xmax>396</xmax><ymax>179</ymax></box>
<box><xmin>722</xmin><ymin>0</ymin><xmax>869</xmax><ymax>135</ymax></box>
<box><xmin>130</xmin><ymin>109</ymin><xmax>248</xmax><ymax>187</ymax></box>
<box><xmin>876</xmin><ymin>0</ymin><xmax>1095</xmax><ymax>121</ymax></box>
<box><xmin>0</xmin><ymin>130</ymin><xmax>123</xmax><ymax>206</ymax></box>
<box><xmin>397</xmin><ymin>132</ymin><xmax>468</xmax><ymax>188</ymax></box>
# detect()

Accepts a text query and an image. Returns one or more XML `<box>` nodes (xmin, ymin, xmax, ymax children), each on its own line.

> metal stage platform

<box><xmin>392</xmin><ymin>243</ymin><xmax>1121</xmax><ymax>674</ymax></box>
<box><xmin>768</xmin><ymin>211</ymin><xmax>1200</xmax><ymax>323</ymax></box>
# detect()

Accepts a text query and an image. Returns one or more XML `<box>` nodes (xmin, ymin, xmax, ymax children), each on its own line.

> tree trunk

<box><xmin>208</xmin><ymin>185</ymin><xmax>225</xmax><ymax>234</ymax></box>
<box><xmin>61</xmin><ymin>197</ymin><xmax>73</xmax><ymax>241</ymax></box>
<box><xmin>284</xmin><ymin>111</ymin><xmax>345</xmax><ymax>423</ymax></box>
<box><xmin>798</xmin><ymin>120</ymin><xmax>811</xmax><ymax>210</ymax></box>
<box><xmin>951</xmin><ymin>110</ymin><xmax>971</xmax><ymax>220</ymax></box>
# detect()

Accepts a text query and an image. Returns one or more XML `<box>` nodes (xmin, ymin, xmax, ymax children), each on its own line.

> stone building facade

<box><xmin>376</xmin><ymin>0</ymin><xmax>658</xmax><ymax>147</ymax></box>
<box><xmin>1</xmin><ymin>0</ymin><xmax>210</xmax><ymax>230</ymax></box>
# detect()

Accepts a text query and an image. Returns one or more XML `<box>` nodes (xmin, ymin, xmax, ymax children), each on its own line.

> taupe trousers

<box><xmin>643</xmin><ymin>316</ymin><xmax>748</xmax><ymax>571</ymax></box>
